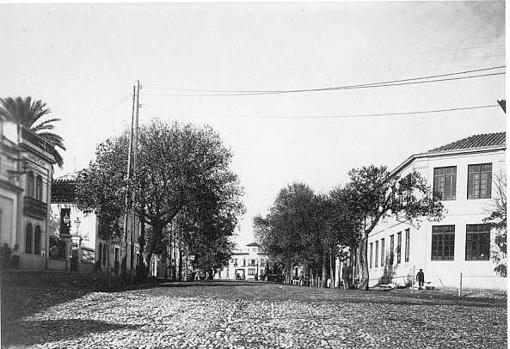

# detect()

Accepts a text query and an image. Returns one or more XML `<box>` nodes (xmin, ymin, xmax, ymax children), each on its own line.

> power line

<box><xmin>169</xmin><ymin>104</ymin><xmax>500</xmax><ymax>120</ymax></box>
<box><xmin>145</xmin><ymin>66</ymin><xmax>505</xmax><ymax>97</ymax></box>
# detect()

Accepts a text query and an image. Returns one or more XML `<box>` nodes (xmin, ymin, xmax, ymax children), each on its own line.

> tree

<box><xmin>326</xmin><ymin>187</ymin><xmax>364</xmax><ymax>287</ymax></box>
<box><xmin>133</xmin><ymin>120</ymin><xmax>244</xmax><ymax>267</ymax></box>
<box><xmin>346</xmin><ymin>165</ymin><xmax>443</xmax><ymax>290</ymax></box>
<box><xmin>76</xmin><ymin>135</ymin><xmax>129</xmax><ymax>242</ymax></box>
<box><xmin>254</xmin><ymin>183</ymin><xmax>322</xmax><ymax>283</ymax></box>
<box><xmin>484</xmin><ymin>173</ymin><xmax>507</xmax><ymax>277</ymax></box>
<box><xmin>0</xmin><ymin>97</ymin><xmax>65</xmax><ymax>167</ymax></box>
<box><xmin>77</xmin><ymin>120</ymin><xmax>244</xmax><ymax>280</ymax></box>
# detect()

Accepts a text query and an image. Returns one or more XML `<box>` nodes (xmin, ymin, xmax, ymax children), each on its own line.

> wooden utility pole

<box><xmin>130</xmin><ymin>80</ymin><xmax>141</xmax><ymax>280</ymax></box>
<box><xmin>123</xmin><ymin>84</ymin><xmax>136</xmax><ymax>281</ymax></box>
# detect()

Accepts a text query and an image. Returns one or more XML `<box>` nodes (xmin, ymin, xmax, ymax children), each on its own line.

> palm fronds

<box><xmin>0</xmin><ymin>96</ymin><xmax>65</xmax><ymax>167</ymax></box>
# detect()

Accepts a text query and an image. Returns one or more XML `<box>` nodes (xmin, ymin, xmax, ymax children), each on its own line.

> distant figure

<box><xmin>341</xmin><ymin>263</ymin><xmax>350</xmax><ymax>290</ymax></box>
<box><xmin>416</xmin><ymin>269</ymin><xmax>425</xmax><ymax>288</ymax></box>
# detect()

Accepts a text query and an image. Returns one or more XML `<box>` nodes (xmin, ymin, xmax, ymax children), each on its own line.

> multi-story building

<box><xmin>217</xmin><ymin>242</ymin><xmax>269</xmax><ymax>280</ymax></box>
<box><xmin>0</xmin><ymin>118</ymin><xmax>55</xmax><ymax>270</ymax></box>
<box><xmin>367</xmin><ymin>132</ymin><xmax>506</xmax><ymax>290</ymax></box>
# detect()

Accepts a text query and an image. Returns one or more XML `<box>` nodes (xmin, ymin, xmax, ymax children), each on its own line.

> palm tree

<box><xmin>0</xmin><ymin>97</ymin><xmax>65</xmax><ymax>167</ymax></box>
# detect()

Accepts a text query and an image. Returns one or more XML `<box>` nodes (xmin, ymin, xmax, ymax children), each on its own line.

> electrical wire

<box><xmin>168</xmin><ymin>104</ymin><xmax>500</xmax><ymax>120</ymax></box>
<box><xmin>145</xmin><ymin>66</ymin><xmax>506</xmax><ymax>97</ymax></box>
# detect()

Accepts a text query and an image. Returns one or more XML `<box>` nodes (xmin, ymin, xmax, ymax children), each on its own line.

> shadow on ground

<box><xmin>2</xmin><ymin>318</ymin><xmax>139</xmax><ymax>347</ymax></box>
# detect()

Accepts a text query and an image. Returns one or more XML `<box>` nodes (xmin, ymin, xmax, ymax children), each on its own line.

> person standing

<box><xmin>416</xmin><ymin>269</ymin><xmax>425</xmax><ymax>288</ymax></box>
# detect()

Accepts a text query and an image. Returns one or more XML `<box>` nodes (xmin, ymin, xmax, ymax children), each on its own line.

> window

<box><xmin>405</xmin><ymin>229</ymin><xmax>410</xmax><ymax>262</ymax></box>
<box><xmin>25</xmin><ymin>223</ymin><xmax>33</xmax><ymax>254</ymax></box>
<box><xmin>251</xmin><ymin>259</ymin><xmax>256</xmax><ymax>266</ymax></box>
<box><xmin>466</xmin><ymin>224</ymin><xmax>490</xmax><ymax>260</ymax></box>
<box><xmin>433</xmin><ymin>167</ymin><xmax>457</xmax><ymax>200</ymax></box>
<box><xmin>26</xmin><ymin>171</ymin><xmax>35</xmax><ymax>197</ymax></box>
<box><xmin>369</xmin><ymin>242</ymin><xmax>373</xmax><ymax>269</ymax></box>
<box><xmin>233</xmin><ymin>258</ymin><xmax>238</xmax><ymax>267</ymax></box>
<box><xmin>36</xmin><ymin>175</ymin><xmax>43</xmax><ymax>201</ymax></box>
<box><xmin>34</xmin><ymin>225</ymin><xmax>41</xmax><ymax>255</ymax></box>
<box><xmin>60</xmin><ymin>208</ymin><xmax>71</xmax><ymax>236</ymax></box>
<box><xmin>375</xmin><ymin>240</ymin><xmax>379</xmax><ymax>267</ymax></box>
<box><xmin>468</xmin><ymin>164</ymin><xmax>492</xmax><ymax>199</ymax></box>
<box><xmin>248</xmin><ymin>268</ymin><xmax>256</xmax><ymax>276</ymax></box>
<box><xmin>397</xmin><ymin>232</ymin><xmax>402</xmax><ymax>264</ymax></box>
<box><xmin>242</xmin><ymin>259</ymin><xmax>246</xmax><ymax>267</ymax></box>
<box><xmin>389</xmin><ymin>235</ymin><xmax>395</xmax><ymax>265</ymax></box>
<box><xmin>380</xmin><ymin>238</ymin><xmax>385</xmax><ymax>266</ymax></box>
<box><xmin>432</xmin><ymin>225</ymin><xmax>455</xmax><ymax>260</ymax></box>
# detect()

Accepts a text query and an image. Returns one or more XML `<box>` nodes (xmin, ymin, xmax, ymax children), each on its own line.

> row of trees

<box><xmin>77</xmin><ymin>120</ymin><xmax>245</xmax><ymax>279</ymax></box>
<box><xmin>255</xmin><ymin>166</ymin><xmax>445</xmax><ymax>290</ymax></box>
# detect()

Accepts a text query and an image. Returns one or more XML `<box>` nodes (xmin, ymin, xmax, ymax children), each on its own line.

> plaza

<box><xmin>1</xmin><ymin>272</ymin><xmax>506</xmax><ymax>348</ymax></box>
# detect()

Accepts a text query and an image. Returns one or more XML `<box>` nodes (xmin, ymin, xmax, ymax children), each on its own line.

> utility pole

<box><xmin>130</xmin><ymin>80</ymin><xmax>141</xmax><ymax>281</ymax></box>
<box><xmin>123</xmin><ymin>84</ymin><xmax>136</xmax><ymax>282</ymax></box>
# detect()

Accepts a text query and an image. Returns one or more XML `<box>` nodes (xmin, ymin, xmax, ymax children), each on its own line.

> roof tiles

<box><xmin>428</xmin><ymin>132</ymin><xmax>505</xmax><ymax>153</ymax></box>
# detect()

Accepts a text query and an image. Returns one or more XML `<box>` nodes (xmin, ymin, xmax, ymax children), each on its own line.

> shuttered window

<box><xmin>380</xmin><ymin>238</ymin><xmax>385</xmax><ymax>266</ymax></box>
<box><xmin>433</xmin><ymin>167</ymin><xmax>456</xmax><ymax>200</ymax></box>
<box><xmin>405</xmin><ymin>229</ymin><xmax>410</xmax><ymax>262</ymax></box>
<box><xmin>467</xmin><ymin>164</ymin><xmax>492</xmax><ymax>199</ymax></box>
<box><xmin>466</xmin><ymin>224</ymin><xmax>490</xmax><ymax>260</ymax></box>
<box><xmin>375</xmin><ymin>240</ymin><xmax>379</xmax><ymax>267</ymax></box>
<box><xmin>431</xmin><ymin>225</ymin><xmax>455</xmax><ymax>261</ymax></box>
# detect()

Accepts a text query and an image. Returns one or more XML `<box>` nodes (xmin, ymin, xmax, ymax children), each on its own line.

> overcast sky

<box><xmin>0</xmin><ymin>2</ymin><xmax>505</xmax><ymax>246</ymax></box>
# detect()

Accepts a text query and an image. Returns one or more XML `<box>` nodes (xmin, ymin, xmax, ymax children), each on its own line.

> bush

<box><xmin>0</xmin><ymin>243</ymin><xmax>13</xmax><ymax>270</ymax></box>
<box><xmin>136</xmin><ymin>263</ymin><xmax>148</xmax><ymax>284</ymax></box>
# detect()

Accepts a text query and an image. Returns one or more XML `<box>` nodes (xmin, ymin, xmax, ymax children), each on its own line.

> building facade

<box><xmin>50</xmin><ymin>174</ymin><xmax>97</xmax><ymax>272</ymax></box>
<box><xmin>0</xmin><ymin>118</ymin><xmax>55</xmax><ymax>270</ymax></box>
<box><xmin>217</xmin><ymin>242</ymin><xmax>269</xmax><ymax>280</ymax></box>
<box><xmin>96</xmin><ymin>211</ymin><xmax>141</xmax><ymax>277</ymax></box>
<box><xmin>367</xmin><ymin>132</ymin><xmax>506</xmax><ymax>290</ymax></box>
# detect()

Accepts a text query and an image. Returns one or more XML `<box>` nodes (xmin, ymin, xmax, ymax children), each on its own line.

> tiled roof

<box><xmin>51</xmin><ymin>176</ymin><xmax>77</xmax><ymax>203</ymax></box>
<box><xmin>246</xmin><ymin>242</ymin><xmax>260</xmax><ymax>247</ymax></box>
<box><xmin>428</xmin><ymin>132</ymin><xmax>505</xmax><ymax>153</ymax></box>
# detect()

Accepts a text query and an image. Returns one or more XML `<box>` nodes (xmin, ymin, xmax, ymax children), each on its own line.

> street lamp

<box><xmin>63</xmin><ymin>214</ymin><xmax>71</xmax><ymax>232</ymax></box>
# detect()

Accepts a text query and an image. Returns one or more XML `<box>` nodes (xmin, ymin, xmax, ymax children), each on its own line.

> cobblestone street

<box><xmin>1</xmin><ymin>274</ymin><xmax>506</xmax><ymax>349</ymax></box>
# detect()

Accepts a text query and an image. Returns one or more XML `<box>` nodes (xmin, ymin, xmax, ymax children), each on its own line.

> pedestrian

<box><xmin>416</xmin><ymin>269</ymin><xmax>425</xmax><ymax>288</ymax></box>
<box><xmin>341</xmin><ymin>263</ymin><xmax>349</xmax><ymax>290</ymax></box>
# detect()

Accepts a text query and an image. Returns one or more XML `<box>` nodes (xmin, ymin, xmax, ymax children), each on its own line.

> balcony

<box><xmin>20</xmin><ymin>127</ymin><xmax>53</xmax><ymax>154</ymax></box>
<box><xmin>24</xmin><ymin>196</ymin><xmax>47</xmax><ymax>219</ymax></box>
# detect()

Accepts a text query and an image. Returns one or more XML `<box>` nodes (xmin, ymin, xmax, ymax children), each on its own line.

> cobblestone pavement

<box><xmin>2</xmin><ymin>279</ymin><xmax>507</xmax><ymax>349</ymax></box>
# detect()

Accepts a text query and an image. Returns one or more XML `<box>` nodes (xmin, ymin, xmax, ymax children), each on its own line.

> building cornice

<box><xmin>0</xmin><ymin>178</ymin><xmax>24</xmax><ymax>192</ymax></box>
<box><xmin>391</xmin><ymin>145</ymin><xmax>506</xmax><ymax>177</ymax></box>
<box><xmin>19</xmin><ymin>141</ymin><xmax>56</xmax><ymax>165</ymax></box>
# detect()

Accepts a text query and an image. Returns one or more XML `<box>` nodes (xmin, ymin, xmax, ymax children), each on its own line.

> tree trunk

<box><xmin>106</xmin><ymin>235</ymin><xmax>111</xmax><ymax>290</ymax></box>
<box><xmin>358</xmin><ymin>232</ymin><xmax>370</xmax><ymax>290</ymax></box>
<box><xmin>321</xmin><ymin>251</ymin><xmax>328</xmax><ymax>288</ymax></box>
<box><xmin>178</xmin><ymin>237</ymin><xmax>183</xmax><ymax>282</ymax></box>
<box><xmin>329</xmin><ymin>246</ymin><xmax>335</xmax><ymax>288</ymax></box>
<box><xmin>285</xmin><ymin>261</ymin><xmax>292</xmax><ymax>284</ymax></box>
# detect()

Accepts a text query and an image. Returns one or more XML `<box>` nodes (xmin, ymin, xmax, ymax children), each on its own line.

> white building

<box><xmin>0</xmin><ymin>118</ymin><xmax>55</xmax><ymax>270</ymax></box>
<box><xmin>367</xmin><ymin>132</ymin><xmax>506</xmax><ymax>290</ymax></box>
<box><xmin>50</xmin><ymin>174</ymin><xmax>97</xmax><ymax>272</ymax></box>
<box><xmin>217</xmin><ymin>242</ymin><xmax>269</xmax><ymax>280</ymax></box>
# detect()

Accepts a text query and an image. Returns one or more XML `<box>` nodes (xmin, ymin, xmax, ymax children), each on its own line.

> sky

<box><xmin>0</xmin><ymin>2</ymin><xmax>506</xmax><ymax>247</ymax></box>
